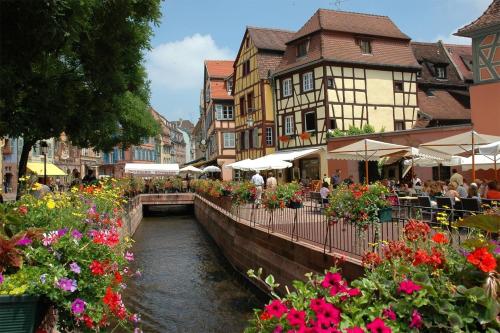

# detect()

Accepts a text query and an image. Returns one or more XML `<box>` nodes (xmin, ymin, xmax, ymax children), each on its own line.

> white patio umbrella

<box><xmin>479</xmin><ymin>141</ymin><xmax>500</xmax><ymax>180</ymax></box>
<box><xmin>203</xmin><ymin>165</ymin><xmax>222</xmax><ymax>173</ymax></box>
<box><xmin>224</xmin><ymin>159</ymin><xmax>252</xmax><ymax>169</ymax></box>
<box><xmin>232</xmin><ymin>157</ymin><xmax>292</xmax><ymax>171</ymax></box>
<box><xmin>329</xmin><ymin>139</ymin><xmax>412</xmax><ymax>183</ymax></box>
<box><xmin>179</xmin><ymin>165</ymin><xmax>203</xmax><ymax>173</ymax></box>
<box><xmin>419</xmin><ymin>130</ymin><xmax>500</xmax><ymax>180</ymax></box>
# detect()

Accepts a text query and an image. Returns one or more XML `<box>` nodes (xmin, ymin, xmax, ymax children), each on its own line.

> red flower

<box><xmin>114</xmin><ymin>271</ymin><xmax>123</xmax><ymax>284</ymax></box>
<box><xmin>299</xmin><ymin>132</ymin><xmax>311</xmax><ymax>140</ymax></box>
<box><xmin>403</xmin><ymin>220</ymin><xmax>431</xmax><ymax>241</ymax></box>
<box><xmin>383</xmin><ymin>307</ymin><xmax>396</xmax><ymax>321</ymax></box>
<box><xmin>383</xmin><ymin>241</ymin><xmax>412</xmax><ymax>261</ymax></box>
<box><xmin>89</xmin><ymin>260</ymin><xmax>105</xmax><ymax>275</ymax></box>
<box><xmin>362</xmin><ymin>252</ymin><xmax>382</xmax><ymax>268</ymax></box>
<box><xmin>429</xmin><ymin>247</ymin><xmax>446</xmax><ymax>269</ymax></box>
<box><xmin>346</xmin><ymin>328</ymin><xmax>365</xmax><ymax>333</ymax></box>
<box><xmin>286</xmin><ymin>308</ymin><xmax>305</xmax><ymax>327</ymax></box>
<box><xmin>398</xmin><ymin>279</ymin><xmax>421</xmax><ymax>295</ymax></box>
<box><xmin>82</xmin><ymin>314</ymin><xmax>94</xmax><ymax>329</ymax></box>
<box><xmin>315</xmin><ymin>303</ymin><xmax>341</xmax><ymax>326</ymax></box>
<box><xmin>432</xmin><ymin>232</ymin><xmax>448</xmax><ymax>244</ymax></box>
<box><xmin>18</xmin><ymin>205</ymin><xmax>28</xmax><ymax>215</ymax></box>
<box><xmin>366</xmin><ymin>317</ymin><xmax>392</xmax><ymax>333</ymax></box>
<box><xmin>260</xmin><ymin>311</ymin><xmax>272</xmax><ymax>321</ymax></box>
<box><xmin>265</xmin><ymin>299</ymin><xmax>287</xmax><ymax>319</ymax></box>
<box><xmin>321</xmin><ymin>272</ymin><xmax>342</xmax><ymax>288</ymax></box>
<box><xmin>413</xmin><ymin>249</ymin><xmax>430</xmax><ymax>266</ymax></box>
<box><xmin>409</xmin><ymin>310</ymin><xmax>423</xmax><ymax>329</ymax></box>
<box><xmin>467</xmin><ymin>247</ymin><xmax>497</xmax><ymax>272</ymax></box>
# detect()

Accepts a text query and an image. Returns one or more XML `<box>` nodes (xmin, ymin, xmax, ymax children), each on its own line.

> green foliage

<box><xmin>326</xmin><ymin>124</ymin><xmax>376</xmax><ymax>138</ymax></box>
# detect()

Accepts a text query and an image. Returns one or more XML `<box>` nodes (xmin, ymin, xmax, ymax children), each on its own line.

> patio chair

<box><xmin>436</xmin><ymin>197</ymin><xmax>455</xmax><ymax>222</ymax></box>
<box><xmin>461</xmin><ymin>198</ymin><xmax>480</xmax><ymax>215</ymax></box>
<box><xmin>417</xmin><ymin>196</ymin><xmax>435</xmax><ymax>222</ymax></box>
<box><xmin>309</xmin><ymin>191</ymin><xmax>323</xmax><ymax>212</ymax></box>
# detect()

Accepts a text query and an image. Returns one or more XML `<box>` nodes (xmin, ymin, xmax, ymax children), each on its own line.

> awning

<box><xmin>261</xmin><ymin>147</ymin><xmax>323</xmax><ymax>161</ymax></box>
<box><xmin>27</xmin><ymin>162</ymin><xmax>67</xmax><ymax>176</ymax></box>
<box><xmin>329</xmin><ymin>139</ymin><xmax>412</xmax><ymax>161</ymax></box>
<box><xmin>124</xmin><ymin>163</ymin><xmax>179</xmax><ymax>176</ymax></box>
<box><xmin>231</xmin><ymin>157</ymin><xmax>292</xmax><ymax>171</ymax></box>
<box><xmin>191</xmin><ymin>158</ymin><xmax>217</xmax><ymax>168</ymax></box>
<box><xmin>224</xmin><ymin>159</ymin><xmax>252</xmax><ymax>169</ymax></box>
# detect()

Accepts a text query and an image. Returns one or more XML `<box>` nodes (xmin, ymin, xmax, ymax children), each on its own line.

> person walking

<box><xmin>82</xmin><ymin>169</ymin><xmax>97</xmax><ymax>185</ymax></box>
<box><xmin>331</xmin><ymin>169</ymin><xmax>342</xmax><ymax>188</ymax></box>
<box><xmin>266</xmin><ymin>172</ymin><xmax>277</xmax><ymax>190</ymax></box>
<box><xmin>251</xmin><ymin>170</ymin><xmax>264</xmax><ymax>206</ymax></box>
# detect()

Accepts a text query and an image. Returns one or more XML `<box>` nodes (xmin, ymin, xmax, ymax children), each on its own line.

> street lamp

<box><xmin>40</xmin><ymin>141</ymin><xmax>48</xmax><ymax>185</ymax></box>
<box><xmin>246</xmin><ymin>114</ymin><xmax>254</xmax><ymax>127</ymax></box>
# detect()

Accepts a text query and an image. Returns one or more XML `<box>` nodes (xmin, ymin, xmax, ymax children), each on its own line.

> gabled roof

<box><xmin>247</xmin><ymin>27</ymin><xmax>295</xmax><ymax>52</ymax></box>
<box><xmin>417</xmin><ymin>89</ymin><xmax>471</xmax><ymax>120</ymax></box>
<box><xmin>411</xmin><ymin>42</ymin><xmax>464</xmax><ymax>85</ymax></box>
<box><xmin>289</xmin><ymin>9</ymin><xmax>410</xmax><ymax>43</ymax></box>
<box><xmin>205</xmin><ymin>60</ymin><xmax>234</xmax><ymax>78</ymax></box>
<box><xmin>456</xmin><ymin>0</ymin><xmax>500</xmax><ymax>37</ymax></box>
<box><xmin>444</xmin><ymin>44</ymin><xmax>473</xmax><ymax>81</ymax></box>
<box><xmin>210</xmin><ymin>81</ymin><xmax>232</xmax><ymax>100</ymax></box>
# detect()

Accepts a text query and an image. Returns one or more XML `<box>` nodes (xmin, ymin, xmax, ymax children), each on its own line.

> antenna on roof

<box><xmin>329</xmin><ymin>0</ymin><xmax>348</xmax><ymax>9</ymax></box>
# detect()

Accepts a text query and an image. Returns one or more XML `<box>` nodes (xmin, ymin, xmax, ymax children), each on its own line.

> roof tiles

<box><xmin>418</xmin><ymin>89</ymin><xmax>471</xmax><ymax>120</ymax></box>
<box><xmin>247</xmin><ymin>27</ymin><xmax>295</xmax><ymax>52</ymax></box>
<box><xmin>205</xmin><ymin>60</ymin><xmax>234</xmax><ymax>78</ymax></box>
<box><xmin>456</xmin><ymin>0</ymin><xmax>500</xmax><ymax>36</ymax></box>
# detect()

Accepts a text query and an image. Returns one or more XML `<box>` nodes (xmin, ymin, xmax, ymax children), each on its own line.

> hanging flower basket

<box><xmin>0</xmin><ymin>295</ymin><xmax>42</xmax><ymax>333</ymax></box>
<box><xmin>299</xmin><ymin>132</ymin><xmax>311</xmax><ymax>140</ymax></box>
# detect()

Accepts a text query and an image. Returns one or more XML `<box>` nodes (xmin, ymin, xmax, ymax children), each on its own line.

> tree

<box><xmin>0</xmin><ymin>0</ymin><xmax>161</xmax><ymax>194</ymax></box>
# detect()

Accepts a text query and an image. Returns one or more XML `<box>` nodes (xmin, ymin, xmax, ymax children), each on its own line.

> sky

<box><xmin>145</xmin><ymin>0</ymin><xmax>492</xmax><ymax>123</ymax></box>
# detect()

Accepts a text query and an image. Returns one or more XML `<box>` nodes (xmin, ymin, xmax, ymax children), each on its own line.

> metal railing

<box><xmin>196</xmin><ymin>193</ymin><xmax>493</xmax><ymax>260</ymax></box>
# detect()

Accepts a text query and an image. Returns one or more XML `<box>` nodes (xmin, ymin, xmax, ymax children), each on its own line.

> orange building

<box><xmin>455</xmin><ymin>0</ymin><xmax>500</xmax><ymax>135</ymax></box>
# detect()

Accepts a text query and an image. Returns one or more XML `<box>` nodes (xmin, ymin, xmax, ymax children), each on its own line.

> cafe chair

<box><xmin>461</xmin><ymin>198</ymin><xmax>480</xmax><ymax>215</ymax></box>
<box><xmin>417</xmin><ymin>196</ymin><xmax>435</xmax><ymax>222</ymax></box>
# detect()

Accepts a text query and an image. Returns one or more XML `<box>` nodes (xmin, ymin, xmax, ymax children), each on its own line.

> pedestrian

<box><xmin>82</xmin><ymin>169</ymin><xmax>96</xmax><ymax>185</ymax></box>
<box><xmin>266</xmin><ymin>172</ymin><xmax>277</xmax><ymax>190</ymax></box>
<box><xmin>251</xmin><ymin>170</ymin><xmax>264</xmax><ymax>206</ymax></box>
<box><xmin>450</xmin><ymin>168</ymin><xmax>464</xmax><ymax>186</ymax></box>
<box><xmin>331</xmin><ymin>169</ymin><xmax>341</xmax><ymax>188</ymax></box>
<box><xmin>486</xmin><ymin>181</ymin><xmax>500</xmax><ymax>199</ymax></box>
<box><xmin>320</xmin><ymin>182</ymin><xmax>330</xmax><ymax>205</ymax></box>
<box><xmin>343</xmin><ymin>175</ymin><xmax>354</xmax><ymax>186</ymax></box>
<box><xmin>322</xmin><ymin>173</ymin><xmax>331</xmax><ymax>186</ymax></box>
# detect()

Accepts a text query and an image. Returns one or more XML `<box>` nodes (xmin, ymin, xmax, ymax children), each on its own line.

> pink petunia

<box><xmin>346</xmin><ymin>327</ymin><xmax>365</xmax><ymax>333</ymax></box>
<box><xmin>383</xmin><ymin>307</ymin><xmax>396</xmax><ymax>321</ymax></box>
<box><xmin>409</xmin><ymin>310</ymin><xmax>423</xmax><ymax>329</ymax></box>
<box><xmin>264</xmin><ymin>299</ymin><xmax>288</xmax><ymax>319</ymax></box>
<box><xmin>366</xmin><ymin>317</ymin><xmax>392</xmax><ymax>333</ymax></box>
<box><xmin>286</xmin><ymin>308</ymin><xmax>306</xmax><ymax>327</ymax></box>
<box><xmin>398</xmin><ymin>279</ymin><xmax>422</xmax><ymax>295</ymax></box>
<box><xmin>321</xmin><ymin>272</ymin><xmax>342</xmax><ymax>288</ymax></box>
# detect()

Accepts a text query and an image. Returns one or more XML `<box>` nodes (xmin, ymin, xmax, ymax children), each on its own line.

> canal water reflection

<box><xmin>123</xmin><ymin>210</ymin><xmax>265</xmax><ymax>332</ymax></box>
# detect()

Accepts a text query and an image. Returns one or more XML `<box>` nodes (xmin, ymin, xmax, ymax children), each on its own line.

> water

<box><xmin>123</xmin><ymin>208</ymin><xmax>265</xmax><ymax>333</ymax></box>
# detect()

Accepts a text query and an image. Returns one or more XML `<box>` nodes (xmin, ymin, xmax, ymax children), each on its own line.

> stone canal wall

<box><xmin>194</xmin><ymin>195</ymin><xmax>364</xmax><ymax>294</ymax></box>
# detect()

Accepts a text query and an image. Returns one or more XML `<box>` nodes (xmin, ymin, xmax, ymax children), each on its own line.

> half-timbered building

<box><xmin>233</xmin><ymin>27</ymin><xmax>295</xmax><ymax>161</ymax></box>
<box><xmin>202</xmin><ymin>60</ymin><xmax>236</xmax><ymax>180</ymax></box>
<box><xmin>272</xmin><ymin>9</ymin><xmax>421</xmax><ymax>181</ymax></box>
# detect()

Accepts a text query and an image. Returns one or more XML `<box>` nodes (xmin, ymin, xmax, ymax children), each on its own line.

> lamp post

<box><xmin>40</xmin><ymin>141</ymin><xmax>48</xmax><ymax>185</ymax></box>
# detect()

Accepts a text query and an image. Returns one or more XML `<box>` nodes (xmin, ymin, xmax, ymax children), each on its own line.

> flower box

<box><xmin>0</xmin><ymin>295</ymin><xmax>42</xmax><ymax>333</ymax></box>
<box><xmin>287</xmin><ymin>201</ymin><xmax>303</xmax><ymax>209</ymax></box>
<box><xmin>378</xmin><ymin>207</ymin><xmax>393</xmax><ymax>222</ymax></box>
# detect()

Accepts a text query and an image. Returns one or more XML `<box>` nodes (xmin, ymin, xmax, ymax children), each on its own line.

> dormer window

<box><xmin>435</xmin><ymin>65</ymin><xmax>447</xmax><ymax>79</ymax></box>
<box><xmin>226</xmin><ymin>78</ymin><xmax>233</xmax><ymax>94</ymax></box>
<box><xmin>297</xmin><ymin>40</ymin><xmax>309</xmax><ymax>58</ymax></box>
<box><xmin>358</xmin><ymin>39</ymin><xmax>372</xmax><ymax>54</ymax></box>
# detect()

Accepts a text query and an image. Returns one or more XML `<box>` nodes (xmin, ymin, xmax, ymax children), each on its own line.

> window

<box><xmin>244</xmin><ymin>130</ymin><xmax>250</xmax><ymax>149</ymax></box>
<box><xmin>265</xmin><ymin>127</ymin><xmax>273</xmax><ymax>146</ymax></box>
<box><xmin>240</xmin><ymin>132</ymin><xmax>246</xmax><ymax>150</ymax></box>
<box><xmin>247</xmin><ymin>92</ymin><xmax>254</xmax><ymax>112</ymax></box>
<box><xmin>252</xmin><ymin>128</ymin><xmax>260</xmax><ymax>148</ymax></box>
<box><xmin>302</xmin><ymin>72</ymin><xmax>313</xmax><ymax>92</ymax></box>
<box><xmin>435</xmin><ymin>65</ymin><xmax>447</xmax><ymax>79</ymax></box>
<box><xmin>284</xmin><ymin>115</ymin><xmax>294</xmax><ymax>135</ymax></box>
<box><xmin>239</xmin><ymin>97</ymin><xmax>245</xmax><ymax>115</ymax></box>
<box><xmin>297</xmin><ymin>40</ymin><xmax>309</xmax><ymax>58</ymax></box>
<box><xmin>223</xmin><ymin>132</ymin><xmax>235</xmax><ymax>148</ymax></box>
<box><xmin>282</xmin><ymin>78</ymin><xmax>292</xmax><ymax>97</ymax></box>
<box><xmin>242</xmin><ymin>60</ymin><xmax>250</xmax><ymax>76</ymax></box>
<box><xmin>304</xmin><ymin>111</ymin><xmax>316</xmax><ymax>132</ymax></box>
<box><xmin>394</xmin><ymin>81</ymin><xmax>404</xmax><ymax>92</ymax></box>
<box><xmin>329</xmin><ymin>119</ymin><xmax>337</xmax><ymax>130</ymax></box>
<box><xmin>359</xmin><ymin>39</ymin><xmax>372</xmax><ymax>54</ymax></box>
<box><xmin>394</xmin><ymin>121</ymin><xmax>406</xmax><ymax>131</ymax></box>
<box><xmin>245</xmin><ymin>37</ymin><xmax>250</xmax><ymax>48</ymax></box>
<box><xmin>326</xmin><ymin>77</ymin><xmax>335</xmax><ymax>89</ymax></box>
<box><xmin>215</xmin><ymin>105</ymin><xmax>233</xmax><ymax>120</ymax></box>
<box><xmin>226</xmin><ymin>78</ymin><xmax>233</xmax><ymax>93</ymax></box>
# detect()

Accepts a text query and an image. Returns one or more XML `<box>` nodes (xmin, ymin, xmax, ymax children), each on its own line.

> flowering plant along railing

<box><xmin>0</xmin><ymin>181</ymin><xmax>142</xmax><ymax>332</ymax></box>
<box><xmin>245</xmin><ymin>220</ymin><xmax>499</xmax><ymax>332</ymax></box>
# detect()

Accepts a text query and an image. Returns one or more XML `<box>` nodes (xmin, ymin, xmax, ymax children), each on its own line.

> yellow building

<box><xmin>272</xmin><ymin>9</ymin><xmax>420</xmax><ymax>182</ymax></box>
<box><xmin>234</xmin><ymin>27</ymin><xmax>294</xmax><ymax>161</ymax></box>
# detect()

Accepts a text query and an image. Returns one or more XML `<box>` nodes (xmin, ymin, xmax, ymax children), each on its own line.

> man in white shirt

<box><xmin>266</xmin><ymin>172</ymin><xmax>277</xmax><ymax>190</ymax></box>
<box><xmin>251</xmin><ymin>170</ymin><xmax>264</xmax><ymax>205</ymax></box>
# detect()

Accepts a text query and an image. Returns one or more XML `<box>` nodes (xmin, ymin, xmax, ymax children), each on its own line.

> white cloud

<box><xmin>146</xmin><ymin>33</ymin><xmax>234</xmax><ymax>91</ymax></box>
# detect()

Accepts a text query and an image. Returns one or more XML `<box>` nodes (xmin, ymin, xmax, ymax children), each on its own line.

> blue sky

<box><xmin>145</xmin><ymin>0</ymin><xmax>491</xmax><ymax>123</ymax></box>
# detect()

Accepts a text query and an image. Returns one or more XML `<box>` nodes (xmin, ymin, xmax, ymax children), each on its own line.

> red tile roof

<box><xmin>456</xmin><ymin>0</ymin><xmax>500</xmax><ymax>37</ymax></box>
<box><xmin>210</xmin><ymin>80</ymin><xmax>232</xmax><ymax>100</ymax></box>
<box><xmin>418</xmin><ymin>89</ymin><xmax>471</xmax><ymax>120</ymax></box>
<box><xmin>444</xmin><ymin>44</ymin><xmax>473</xmax><ymax>81</ymax></box>
<box><xmin>205</xmin><ymin>60</ymin><xmax>234</xmax><ymax>78</ymax></box>
<box><xmin>247</xmin><ymin>27</ymin><xmax>295</xmax><ymax>52</ymax></box>
<box><xmin>411</xmin><ymin>42</ymin><xmax>464</xmax><ymax>85</ymax></box>
<box><xmin>289</xmin><ymin>9</ymin><xmax>411</xmax><ymax>43</ymax></box>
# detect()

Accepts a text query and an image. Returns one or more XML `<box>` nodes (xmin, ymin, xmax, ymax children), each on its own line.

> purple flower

<box><xmin>0</xmin><ymin>272</ymin><xmax>4</xmax><ymax>284</ymax></box>
<box><xmin>40</xmin><ymin>274</ymin><xmax>47</xmax><ymax>284</ymax></box>
<box><xmin>57</xmin><ymin>228</ymin><xmax>68</xmax><ymax>237</ymax></box>
<box><xmin>71</xmin><ymin>229</ymin><xmax>82</xmax><ymax>240</ymax></box>
<box><xmin>69</xmin><ymin>262</ymin><xmax>81</xmax><ymax>274</ymax></box>
<box><xmin>71</xmin><ymin>298</ymin><xmax>85</xmax><ymax>314</ymax></box>
<box><xmin>130</xmin><ymin>313</ymin><xmax>141</xmax><ymax>323</ymax></box>
<box><xmin>134</xmin><ymin>328</ymin><xmax>143</xmax><ymax>333</ymax></box>
<box><xmin>125</xmin><ymin>251</ymin><xmax>134</xmax><ymax>262</ymax></box>
<box><xmin>16</xmin><ymin>237</ymin><xmax>32</xmax><ymax>246</ymax></box>
<box><xmin>57</xmin><ymin>278</ymin><xmax>77</xmax><ymax>292</ymax></box>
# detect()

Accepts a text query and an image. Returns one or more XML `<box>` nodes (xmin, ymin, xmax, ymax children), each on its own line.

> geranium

<box><xmin>383</xmin><ymin>241</ymin><xmax>412</xmax><ymax>261</ymax></box>
<box><xmin>89</xmin><ymin>260</ymin><xmax>106</xmax><ymax>275</ymax></box>
<box><xmin>286</xmin><ymin>308</ymin><xmax>305</xmax><ymax>327</ymax></box>
<box><xmin>57</xmin><ymin>278</ymin><xmax>77</xmax><ymax>292</ymax></box>
<box><xmin>42</xmin><ymin>231</ymin><xmax>60</xmax><ymax>246</ymax></box>
<box><xmin>265</xmin><ymin>299</ymin><xmax>288</xmax><ymax>318</ymax></box>
<box><xmin>71</xmin><ymin>298</ymin><xmax>85</xmax><ymax>315</ymax></box>
<box><xmin>366</xmin><ymin>317</ymin><xmax>391</xmax><ymax>333</ymax></box>
<box><xmin>382</xmin><ymin>307</ymin><xmax>396</xmax><ymax>321</ymax></box>
<box><xmin>90</xmin><ymin>228</ymin><xmax>120</xmax><ymax>247</ymax></box>
<box><xmin>432</xmin><ymin>232</ymin><xmax>448</xmax><ymax>244</ymax></box>
<box><xmin>467</xmin><ymin>247</ymin><xmax>497</xmax><ymax>272</ymax></box>
<box><xmin>412</xmin><ymin>249</ymin><xmax>430</xmax><ymax>266</ymax></box>
<box><xmin>125</xmin><ymin>251</ymin><xmax>134</xmax><ymax>261</ymax></box>
<box><xmin>397</xmin><ymin>279</ymin><xmax>421</xmax><ymax>295</ymax></box>
<box><xmin>409</xmin><ymin>310</ymin><xmax>423</xmax><ymax>329</ymax></box>
<box><xmin>362</xmin><ymin>252</ymin><xmax>382</xmax><ymax>268</ymax></box>
<box><xmin>16</xmin><ymin>236</ymin><xmax>32</xmax><ymax>246</ymax></box>
<box><xmin>299</xmin><ymin>132</ymin><xmax>311</xmax><ymax>140</ymax></box>
<box><xmin>403</xmin><ymin>219</ymin><xmax>430</xmax><ymax>241</ymax></box>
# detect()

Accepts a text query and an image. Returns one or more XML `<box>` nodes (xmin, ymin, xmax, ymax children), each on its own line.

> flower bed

<box><xmin>0</xmin><ymin>181</ymin><xmax>141</xmax><ymax>332</ymax></box>
<box><xmin>245</xmin><ymin>219</ymin><xmax>499</xmax><ymax>332</ymax></box>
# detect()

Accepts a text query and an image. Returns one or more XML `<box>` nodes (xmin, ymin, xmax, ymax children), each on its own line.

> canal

<box><xmin>123</xmin><ymin>207</ymin><xmax>265</xmax><ymax>332</ymax></box>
